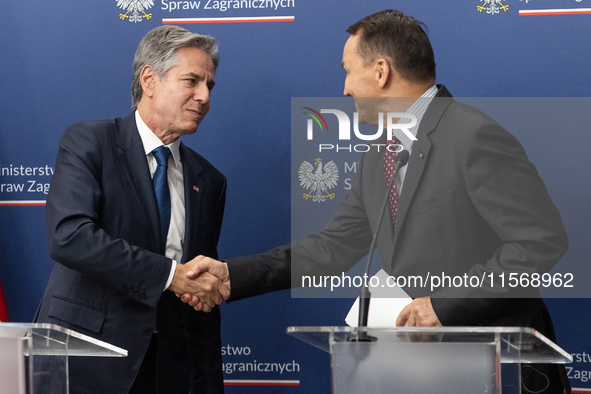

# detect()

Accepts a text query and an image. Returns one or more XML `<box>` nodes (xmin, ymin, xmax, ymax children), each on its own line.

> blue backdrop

<box><xmin>1</xmin><ymin>0</ymin><xmax>590</xmax><ymax>392</ymax></box>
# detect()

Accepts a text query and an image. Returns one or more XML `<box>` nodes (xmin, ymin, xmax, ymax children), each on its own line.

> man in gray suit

<box><xmin>183</xmin><ymin>10</ymin><xmax>570</xmax><ymax>394</ymax></box>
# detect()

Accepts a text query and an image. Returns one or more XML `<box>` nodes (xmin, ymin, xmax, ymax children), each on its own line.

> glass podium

<box><xmin>287</xmin><ymin>326</ymin><xmax>572</xmax><ymax>394</ymax></box>
<box><xmin>0</xmin><ymin>323</ymin><xmax>127</xmax><ymax>394</ymax></box>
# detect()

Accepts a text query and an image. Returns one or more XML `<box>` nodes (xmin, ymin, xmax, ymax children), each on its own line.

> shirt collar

<box><xmin>394</xmin><ymin>84</ymin><xmax>438</xmax><ymax>150</ymax></box>
<box><xmin>135</xmin><ymin>110</ymin><xmax>182</xmax><ymax>165</ymax></box>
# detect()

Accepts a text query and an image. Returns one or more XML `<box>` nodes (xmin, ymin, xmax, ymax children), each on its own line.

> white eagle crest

<box><xmin>299</xmin><ymin>158</ymin><xmax>339</xmax><ymax>203</ymax></box>
<box><xmin>477</xmin><ymin>0</ymin><xmax>509</xmax><ymax>15</ymax></box>
<box><xmin>117</xmin><ymin>0</ymin><xmax>154</xmax><ymax>23</ymax></box>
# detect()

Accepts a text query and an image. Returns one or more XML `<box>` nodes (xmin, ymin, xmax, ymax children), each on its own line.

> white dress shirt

<box><xmin>135</xmin><ymin>110</ymin><xmax>184</xmax><ymax>290</ymax></box>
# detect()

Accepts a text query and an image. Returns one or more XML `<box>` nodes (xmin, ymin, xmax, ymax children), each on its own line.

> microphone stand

<box><xmin>351</xmin><ymin>150</ymin><xmax>409</xmax><ymax>342</ymax></box>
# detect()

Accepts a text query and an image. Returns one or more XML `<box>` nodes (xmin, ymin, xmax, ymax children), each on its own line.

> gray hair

<box><xmin>131</xmin><ymin>25</ymin><xmax>220</xmax><ymax>109</ymax></box>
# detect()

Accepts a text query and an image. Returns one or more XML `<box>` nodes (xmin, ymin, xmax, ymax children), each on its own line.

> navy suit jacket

<box><xmin>36</xmin><ymin>112</ymin><xmax>226</xmax><ymax>393</ymax></box>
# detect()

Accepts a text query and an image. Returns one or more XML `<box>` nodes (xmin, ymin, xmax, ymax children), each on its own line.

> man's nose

<box><xmin>193</xmin><ymin>84</ymin><xmax>210</xmax><ymax>103</ymax></box>
<box><xmin>343</xmin><ymin>82</ymin><xmax>350</xmax><ymax>96</ymax></box>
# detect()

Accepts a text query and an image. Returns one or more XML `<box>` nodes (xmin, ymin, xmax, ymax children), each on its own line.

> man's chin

<box><xmin>356</xmin><ymin>110</ymin><xmax>380</xmax><ymax>126</ymax></box>
<box><xmin>182</xmin><ymin>120</ymin><xmax>202</xmax><ymax>134</ymax></box>
<box><xmin>353</xmin><ymin>98</ymin><xmax>382</xmax><ymax>126</ymax></box>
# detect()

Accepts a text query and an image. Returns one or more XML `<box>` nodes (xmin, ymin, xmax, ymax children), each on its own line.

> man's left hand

<box><xmin>396</xmin><ymin>297</ymin><xmax>442</xmax><ymax>327</ymax></box>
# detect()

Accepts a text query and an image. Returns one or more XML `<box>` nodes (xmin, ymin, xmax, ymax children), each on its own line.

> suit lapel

<box><xmin>389</xmin><ymin>86</ymin><xmax>454</xmax><ymax>252</ymax></box>
<box><xmin>392</xmin><ymin>129</ymin><xmax>431</xmax><ymax>247</ymax></box>
<box><xmin>180</xmin><ymin>143</ymin><xmax>204</xmax><ymax>263</ymax></box>
<box><xmin>116</xmin><ymin>112</ymin><xmax>161</xmax><ymax>251</ymax></box>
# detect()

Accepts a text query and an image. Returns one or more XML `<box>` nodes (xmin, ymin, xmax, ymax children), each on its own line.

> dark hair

<box><xmin>347</xmin><ymin>9</ymin><xmax>436</xmax><ymax>82</ymax></box>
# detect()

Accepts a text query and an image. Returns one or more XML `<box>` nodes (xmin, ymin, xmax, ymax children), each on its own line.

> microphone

<box><xmin>351</xmin><ymin>149</ymin><xmax>410</xmax><ymax>342</ymax></box>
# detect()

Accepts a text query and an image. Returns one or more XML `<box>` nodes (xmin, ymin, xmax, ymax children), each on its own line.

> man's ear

<box><xmin>140</xmin><ymin>65</ymin><xmax>157</xmax><ymax>98</ymax></box>
<box><xmin>375</xmin><ymin>58</ymin><xmax>392</xmax><ymax>89</ymax></box>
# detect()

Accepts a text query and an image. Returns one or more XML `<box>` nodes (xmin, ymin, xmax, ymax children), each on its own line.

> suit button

<box><xmin>127</xmin><ymin>289</ymin><xmax>134</xmax><ymax>297</ymax></box>
<box><xmin>143</xmin><ymin>327</ymin><xmax>153</xmax><ymax>336</ymax></box>
<box><xmin>134</xmin><ymin>291</ymin><xmax>141</xmax><ymax>299</ymax></box>
<box><xmin>139</xmin><ymin>294</ymin><xmax>147</xmax><ymax>302</ymax></box>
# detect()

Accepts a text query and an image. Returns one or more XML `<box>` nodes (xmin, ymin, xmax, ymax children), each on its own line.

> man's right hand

<box><xmin>174</xmin><ymin>256</ymin><xmax>231</xmax><ymax>312</ymax></box>
<box><xmin>169</xmin><ymin>256</ymin><xmax>231</xmax><ymax>312</ymax></box>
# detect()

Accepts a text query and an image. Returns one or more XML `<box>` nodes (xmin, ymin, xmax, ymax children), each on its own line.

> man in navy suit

<box><xmin>181</xmin><ymin>10</ymin><xmax>570</xmax><ymax>394</ymax></box>
<box><xmin>35</xmin><ymin>25</ymin><xmax>229</xmax><ymax>393</ymax></box>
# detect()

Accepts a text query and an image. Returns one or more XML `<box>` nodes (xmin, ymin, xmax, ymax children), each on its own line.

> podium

<box><xmin>0</xmin><ymin>323</ymin><xmax>127</xmax><ymax>394</ymax></box>
<box><xmin>288</xmin><ymin>326</ymin><xmax>572</xmax><ymax>394</ymax></box>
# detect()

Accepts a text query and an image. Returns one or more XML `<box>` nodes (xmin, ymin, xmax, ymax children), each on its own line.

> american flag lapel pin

<box><xmin>193</xmin><ymin>185</ymin><xmax>200</xmax><ymax>193</ymax></box>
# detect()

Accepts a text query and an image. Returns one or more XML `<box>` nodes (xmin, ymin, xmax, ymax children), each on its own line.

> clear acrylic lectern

<box><xmin>287</xmin><ymin>326</ymin><xmax>572</xmax><ymax>394</ymax></box>
<box><xmin>0</xmin><ymin>323</ymin><xmax>127</xmax><ymax>394</ymax></box>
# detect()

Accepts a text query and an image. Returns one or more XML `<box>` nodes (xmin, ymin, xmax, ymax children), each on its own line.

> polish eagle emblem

<box><xmin>116</xmin><ymin>0</ymin><xmax>154</xmax><ymax>23</ymax></box>
<box><xmin>299</xmin><ymin>158</ymin><xmax>339</xmax><ymax>203</ymax></box>
<box><xmin>477</xmin><ymin>0</ymin><xmax>509</xmax><ymax>15</ymax></box>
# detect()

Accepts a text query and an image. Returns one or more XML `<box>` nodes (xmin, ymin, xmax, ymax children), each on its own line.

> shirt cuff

<box><xmin>164</xmin><ymin>260</ymin><xmax>177</xmax><ymax>291</ymax></box>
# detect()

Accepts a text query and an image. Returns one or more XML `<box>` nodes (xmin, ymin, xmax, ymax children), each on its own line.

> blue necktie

<box><xmin>152</xmin><ymin>146</ymin><xmax>171</xmax><ymax>251</ymax></box>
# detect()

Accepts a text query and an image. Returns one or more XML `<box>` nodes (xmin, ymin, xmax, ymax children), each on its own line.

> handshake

<box><xmin>168</xmin><ymin>255</ymin><xmax>230</xmax><ymax>313</ymax></box>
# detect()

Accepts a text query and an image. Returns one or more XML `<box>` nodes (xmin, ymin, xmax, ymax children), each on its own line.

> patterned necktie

<box><xmin>384</xmin><ymin>136</ymin><xmax>401</xmax><ymax>224</ymax></box>
<box><xmin>152</xmin><ymin>146</ymin><xmax>171</xmax><ymax>250</ymax></box>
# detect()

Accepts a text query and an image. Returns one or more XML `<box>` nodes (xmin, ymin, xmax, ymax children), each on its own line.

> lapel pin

<box><xmin>193</xmin><ymin>185</ymin><xmax>200</xmax><ymax>193</ymax></box>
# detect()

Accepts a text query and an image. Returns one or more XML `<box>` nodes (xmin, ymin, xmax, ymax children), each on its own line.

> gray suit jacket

<box><xmin>227</xmin><ymin>86</ymin><xmax>570</xmax><ymax>393</ymax></box>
